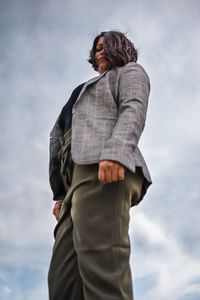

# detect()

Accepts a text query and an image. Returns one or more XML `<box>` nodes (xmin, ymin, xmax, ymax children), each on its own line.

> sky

<box><xmin>0</xmin><ymin>0</ymin><xmax>200</xmax><ymax>299</ymax></box>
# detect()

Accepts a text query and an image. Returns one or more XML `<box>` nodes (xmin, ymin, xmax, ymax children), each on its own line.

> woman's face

<box><xmin>95</xmin><ymin>36</ymin><xmax>110</xmax><ymax>74</ymax></box>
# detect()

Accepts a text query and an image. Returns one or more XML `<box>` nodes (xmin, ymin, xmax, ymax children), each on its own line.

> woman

<box><xmin>48</xmin><ymin>31</ymin><xmax>152</xmax><ymax>300</ymax></box>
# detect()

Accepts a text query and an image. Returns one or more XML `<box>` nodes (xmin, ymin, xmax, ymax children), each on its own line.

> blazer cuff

<box><xmin>53</xmin><ymin>195</ymin><xmax>65</xmax><ymax>201</ymax></box>
<box><xmin>99</xmin><ymin>148</ymin><xmax>135</xmax><ymax>173</ymax></box>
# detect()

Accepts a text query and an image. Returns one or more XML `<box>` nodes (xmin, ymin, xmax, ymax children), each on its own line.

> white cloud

<box><xmin>22</xmin><ymin>283</ymin><xmax>48</xmax><ymax>300</ymax></box>
<box><xmin>130</xmin><ymin>211</ymin><xmax>200</xmax><ymax>300</ymax></box>
<box><xmin>2</xmin><ymin>286</ymin><xmax>12</xmax><ymax>295</ymax></box>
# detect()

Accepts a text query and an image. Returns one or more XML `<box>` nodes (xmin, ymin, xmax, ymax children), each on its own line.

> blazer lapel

<box><xmin>72</xmin><ymin>70</ymin><xmax>109</xmax><ymax>110</ymax></box>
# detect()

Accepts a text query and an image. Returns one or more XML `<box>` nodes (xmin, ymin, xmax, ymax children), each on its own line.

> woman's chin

<box><xmin>98</xmin><ymin>62</ymin><xmax>109</xmax><ymax>74</ymax></box>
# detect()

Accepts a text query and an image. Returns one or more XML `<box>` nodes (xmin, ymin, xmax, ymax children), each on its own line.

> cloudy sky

<box><xmin>0</xmin><ymin>0</ymin><xmax>200</xmax><ymax>299</ymax></box>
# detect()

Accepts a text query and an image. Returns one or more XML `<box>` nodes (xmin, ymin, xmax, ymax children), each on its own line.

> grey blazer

<box><xmin>50</xmin><ymin>62</ymin><xmax>152</xmax><ymax>204</ymax></box>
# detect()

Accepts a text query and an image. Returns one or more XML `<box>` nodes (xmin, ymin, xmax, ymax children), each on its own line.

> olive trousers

<box><xmin>48</xmin><ymin>164</ymin><xmax>143</xmax><ymax>300</ymax></box>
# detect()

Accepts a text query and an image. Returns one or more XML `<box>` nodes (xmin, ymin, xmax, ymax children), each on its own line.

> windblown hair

<box><xmin>88</xmin><ymin>31</ymin><xmax>138</xmax><ymax>71</ymax></box>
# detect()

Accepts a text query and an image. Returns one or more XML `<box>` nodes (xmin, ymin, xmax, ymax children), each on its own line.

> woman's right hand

<box><xmin>53</xmin><ymin>201</ymin><xmax>63</xmax><ymax>221</ymax></box>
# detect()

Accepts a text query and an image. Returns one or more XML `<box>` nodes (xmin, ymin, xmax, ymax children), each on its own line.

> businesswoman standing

<box><xmin>48</xmin><ymin>30</ymin><xmax>152</xmax><ymax>300</ymax></box>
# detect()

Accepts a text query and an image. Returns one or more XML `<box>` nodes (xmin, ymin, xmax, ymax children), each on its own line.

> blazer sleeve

<box><xmin>49</xmin><ymin>114</ymin><xmax>66</xmax><ymax>201</ymax></box>
<box><xmin>100</xmin><ymin>62</ymin><xmax>150</xmax><ymax>165</ymax></box>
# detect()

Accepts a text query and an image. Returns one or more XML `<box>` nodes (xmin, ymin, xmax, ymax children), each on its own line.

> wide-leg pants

<box><xmin>48</xmin><ymin>164</ymin><xmax>143</xmax><ymax>300</ymax></box>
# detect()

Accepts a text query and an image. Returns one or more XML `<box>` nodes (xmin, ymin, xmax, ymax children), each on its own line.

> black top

<box><xmin>60</xmin><ymin>82</ymin><xmax>85</xmax><ymax>133</ymax></box>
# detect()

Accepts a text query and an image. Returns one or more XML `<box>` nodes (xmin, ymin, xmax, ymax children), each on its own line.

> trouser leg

<box><xmin>48</xmin><ymin>199</ymin><xmax>84</xmax><ymax>300</ymax></box>
<box><xmin>71</xmin><ymin>164</ymin><xmax>143</xmax><ymax>300</ymax></box>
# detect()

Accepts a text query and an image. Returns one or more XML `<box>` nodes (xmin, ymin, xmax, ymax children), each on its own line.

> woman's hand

<box><xmin>53</xmin><ymin>201</ymin><xmax>63</xmax><ymax>221</ymax></box>
<box><xmin>98</xmin><ymin>160</ymin><xmax>125</xmax><ymax>184</ymax></box>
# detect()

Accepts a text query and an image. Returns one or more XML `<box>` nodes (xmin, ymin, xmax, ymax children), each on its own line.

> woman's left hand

<box><xmin>98</xmin><ymin>160</ymin><xmax>125</xmax><ymax>184</ymax></box>
<box><xmin>53</xmin><ymin>201</ymin><xmax>63</xmax><ymax>221</ymax></box>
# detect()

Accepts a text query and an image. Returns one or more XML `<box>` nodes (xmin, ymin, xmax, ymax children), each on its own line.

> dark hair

<box><xmin>88</xmin><ymin>31</ymin><xmax>138</xmax><ymax>71</ymax></box>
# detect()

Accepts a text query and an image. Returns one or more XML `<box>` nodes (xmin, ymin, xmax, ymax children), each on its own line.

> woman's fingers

<box><xmin>111</xmin><ymin>166</ymin><xmax>119</xmax><ymax>182</ymax></box>
<box><xmin>98</xmin><ymin>160</ymin><xmax>125</xmax><ymax>183</ymax></box>
<box><xmin>98</xmin><ymin>164</ymin><xmax>106</xmax><ymax>183</ymax></box>
<box><xmin>53</xmin><ymin>201</ymin><xmax>63</xmax><ymax>221</ymax></box>
<box><xmin>118</xmin><ymin>166</ymin><xmax>125</xmax><ymax>181</ymax></box>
